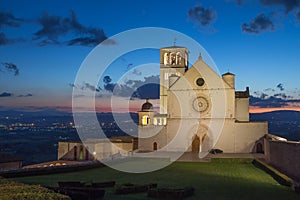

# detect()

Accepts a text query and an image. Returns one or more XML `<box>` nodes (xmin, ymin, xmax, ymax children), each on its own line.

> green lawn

<box><xmin>13</xmin><ymin>159</ymin><xmax>299</xmax><ymax>200</ymax></box>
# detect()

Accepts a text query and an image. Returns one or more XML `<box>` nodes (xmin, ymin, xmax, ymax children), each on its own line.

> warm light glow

<box><xmin>142</xmin><ymin>115</ymin><xmax>149</xmax><ymax>125</ymax></box>
<box><xmin>250</xmin><ymin>106</ymin><xmax>300</xmax><ymax>113</ymax></box>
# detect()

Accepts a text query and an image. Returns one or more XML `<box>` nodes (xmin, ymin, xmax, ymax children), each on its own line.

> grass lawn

<box><xmin>13</xmin><ymin>158</ymin><xmax>299</xmax><ymax>200</ymax></box>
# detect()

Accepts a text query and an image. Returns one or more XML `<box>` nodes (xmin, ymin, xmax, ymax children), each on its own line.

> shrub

<box><xmin>0</xmin><ymin>177</ymin><xmax>70</xmax><ymax>200</ymax></box>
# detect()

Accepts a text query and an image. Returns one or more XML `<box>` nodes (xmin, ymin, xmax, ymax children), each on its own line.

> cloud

<box><xmin>132</xmin><ymin>68</ymin><xmax>142</xmax><ymax>76</ymax></box>
<box><xmin>1</xmin><ymin>62</ymin><xmax>20</xmax><ymax>76</ymax></box>
<box><xmin>0</xmin><ymin>10</ymin><xmax>23</xmax><ymax>28</ymax></box>
<box><xmin>264</xmin><ymin>88</ymin><xmax>276</xmax><ymax>92</ymax></box>
<box><xmin>225</xmin><ymin>0</ymin><xmax>248</xmax><ymax>6</ymax></box>
<box><xmin>297</xmin><ymin>11</ymin><xmax>300</xmax><ymax>21</ymax></box>
<box><xmin>260</xmin><ymin>93</ymin><xmax>269</xmax><ymax>99</ymax></box>
<box><xmin>277</xmin><ymin>83</ymin><xmax>284</xmax><ymax>91</ymax></box>
<box><xmin>0</xmin><ymin>32</ymin><xmax>13</xmax><ymax>45</ymax></box>
<box><xmin>259</xmin><ymin>0</ymin><xmax>300</xmax><ymax>13</ymax></box>
<box><xmin>250</xmin><ymin>95</ymin><xmax>291</xmax><ymax>108</ymax></box>
<box><xmin>83</xmin><ymin>82</ymin><xmax>101</xmax><ymax>92</ymax></box>
<box><xmin>102</xmin><ymin>75</ymin><xmax>160</xmax><ymax>99</ymax></box>
<box><xmin>68</xmin><ymin>83</ymin><xmax>77</xmax><ymax>88</ymax></box>
<box><xmin>273</xmin><ymin>93</ymin><xmax>293</xmax><ymax>99</ymax></box>
<box><xmin>0</xmin><ymin>92</ymin><xmax>12</xmax><ymax>97</ymax></box>
<box><xmin>188</xmin><ymin>4</ymin><xmax>217</xmax><ymax>26</ymax></box>
<box><xmin>242</xmin><ymin>13</ymin><xmax>275</xmax><ymax>34</ymax></box>
<box><xmin>17</xmin><ymin>93</ymin><xmax>33</xmax><ymax>97</ymax></box>
<box><xmin>34</xmin><ymin>11</ymin><xmax>112</xmax><ymax>47</ymax></box>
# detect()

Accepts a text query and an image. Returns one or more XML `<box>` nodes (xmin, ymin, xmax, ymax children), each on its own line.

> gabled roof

<box><xmin>169</xmin><ymin>58</ymin><xmax>231</xmax><ymax>90</ymax></box>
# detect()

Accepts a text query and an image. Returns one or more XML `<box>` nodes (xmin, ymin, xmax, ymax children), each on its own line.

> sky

<box><xmin>1</xmin><ymin>0</ymin><xmax>300</xmax><ymax>113</ymax></box>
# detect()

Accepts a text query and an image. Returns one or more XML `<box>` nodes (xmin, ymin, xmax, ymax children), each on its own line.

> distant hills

<box><xmin>0</xmin><ymin>108</ymin><xmax>71</xmax><ymax>117</ymax></box>
<box><xmin>250</xmin><ymin>110</ymin><xmax>300</xmax><ymax>141</ymax></box>
<box><xmin>0</xmin><ymin>108</ymin><xmax>299</xmax><ymax>141</ymax></box>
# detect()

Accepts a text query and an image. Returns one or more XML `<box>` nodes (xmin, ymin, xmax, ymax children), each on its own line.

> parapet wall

<box><xmin>265</xmin><ymin>136</ymin><xmax>300</xmax><ymax>181</ymax></box>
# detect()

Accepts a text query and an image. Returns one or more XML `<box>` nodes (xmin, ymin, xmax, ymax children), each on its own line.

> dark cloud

<box><xmin>260</xmin><ymin>93</ymin><xmax>269</xmax><ymax>99</ymax></box>
<box><xmin>0</xmin><ymin>92</ymin><xmax>12</xmax><ymax>97</ymax></box>
<box><xmin>1</xmin><ymin>62</ymin><xmax>19</xmax><ymax>76</ymax></box>
<box><xmin>0</xmin><ymin>11</ymin><xmax>24</xmax><ymax>45</ymax></box>
<box><xmin>83</xmin><ymin>82</ymin><xmax>101</xmax><ymax>92</ymax></box>
<box><xmin>188</xmin><ymin>4</ymin><xmax>217</xmax><ymax>26</ymax></box>
<box><xmin>67</xmin><ymin>28</ymin><xmax>107</xmax><ymax>47</ymax></box>
<box><xmin>102</xmin><ymin>75</ymin><xmax>160</xmax><ymax>99</ymax></box>
<box><xmin>0</xmin><ymin>10</ymin><xmax>23</xmax><ymax>28</ymax></box>
<box><xmin>242</xmin><ymin>13</ymin><xmax>275</xmax><ymax>34</ymax></box>
<box><xmin>127</xmin><ymin>63</ymin><xmax>133</xmax><ymax>69</ymax></box>
<box><xmin>264</xmin><ymin>88</ymin><xmax>276</xmax><ymax>92</ymax></box>
<box><xmin>225</xmin><ymin>0</ymin><xmax>248</xmax><ymax>6</ymax></box>
<box><xmin>250</xmin><ymin>96</ymin><xmax>286</xmax><ymax>108</ymax></box>
<box><xmin>259</xmin><ymin>0</ymin><xmax>300</xmax><ymax>13</ymax></box>
<box><xmin>273</xmin><ymin>93</ymin><xmax>293</xmax><ymax>99</ymax></box>
<box><xmin>277</xmin><ymin>83</ymin><xmax>284</xmax><ymax>91</ymax></box>
<box><xmin>0</xmin><ymin>32</ymin><xmax>13</xmax><ymax>45</ymax></box>
<box><xmin>297</xmin><ymin>11</ymin><xmax>300</xmax><ymax>21</ymax></box>
<box><xmin>34</xmin><ymin>11</ymin><xmax>111</xmax><ymax>47</ymax></box>
<box><xmin>18</xmin><ymin>93</ymin><xmax>33</xmax><ymax>97</ymax></box>
<box><xmin>68</xmin><ymin>83</ymin><xmax>77</xmax><ymax>88</ymax></box>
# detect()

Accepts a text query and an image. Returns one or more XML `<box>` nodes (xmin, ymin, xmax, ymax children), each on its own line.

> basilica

<box><xmin>58</xmin><ymin>45</ymin><xmax>268</xmax><ymax>162</ymax></box>
<box><xmin>137</xmin><ymin>46</ymin><xmax>267</xmax><ymax>154</ymax></box>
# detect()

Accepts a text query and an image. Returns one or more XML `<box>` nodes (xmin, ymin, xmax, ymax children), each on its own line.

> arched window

<box><xmin>170</xmin><ymin>53</ymin><xmax>176</xmax><ymax>65</ymax></box>
<box><xmin>73</xmin><ymin>146</ymin><xmax>77</xmax><ymax>160</ymax></box>
<box><xmin>153</xmin><ymin>142</ymin><xmax>158</xmax><ymax>151</ymax></box>
<box><xmin>176</xmin><ymin>52</ymin><xmax>182</xmax><ymax>65</ymax></box>
<box><xmin>142</xmin><ymin>115</ymin><xmax>150</xmax><ymax>126</ymax></box>
<box><xmin>164</xmin><ymin>53</ymin><xmax>169</xmax><ymax>65</ymax></box>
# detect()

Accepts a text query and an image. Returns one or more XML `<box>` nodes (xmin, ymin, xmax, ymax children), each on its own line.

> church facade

<box><xmin>138</xmin><ymin>46</ymin><xmax>268</xmax><ymax>154</ymax></box>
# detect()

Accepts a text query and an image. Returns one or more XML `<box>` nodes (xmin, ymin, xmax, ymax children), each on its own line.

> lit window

<box><xmin>153</xmin><ymin>118</ymin><xmax>157</xmax><ymax>125</ymax></box>
<box><xmin>142</xmin><ymin>115</ymin><xmax>150</xmax><ymax>126</ymax></box>
<box><xmin>158</xmin><ymin>118</ymin><xmax>162</xmax><ymax>125</ymax></box>
<box><xmin>163</xmin><ymin>118</ymin><xmax>167</xmax><ymax>125</ymax></box>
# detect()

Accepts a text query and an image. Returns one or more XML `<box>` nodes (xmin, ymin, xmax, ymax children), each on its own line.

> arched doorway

<box><xmin>153</xmin><ymin>142</ymin><xmax>158</xmax><ymax>151</ymax></box>
<box><xmin>256</xmin><ymin>143</ymin><xmax>264</xmax><ymax>153</ymax></box>
<box><xmin>192</xmin><ymin>135</ymin><xmax>200</xmax><ymax>153</ymax></box>
<box><xmin>73</xmin><ymin>146</ymin><xmax>77</xmax><ymax>160</ymax></box>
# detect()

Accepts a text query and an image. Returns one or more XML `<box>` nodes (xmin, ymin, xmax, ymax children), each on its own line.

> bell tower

<box><xmin>159</xmin><ymin>46</ymin><xmax>189</xmax><ymax>114</ymax></box>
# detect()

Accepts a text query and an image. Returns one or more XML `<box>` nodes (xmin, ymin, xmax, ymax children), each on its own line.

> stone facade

<box><xmin>138</xmin><ymin>46</ymin><xmax>268</xmax><ymax>154</ymax></box>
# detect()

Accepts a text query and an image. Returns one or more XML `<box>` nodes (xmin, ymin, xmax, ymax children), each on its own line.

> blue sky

<box><xmin>1</xmin><ymin>0</ymin><xmax>300</xmax><ymax>112</ymax></box>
